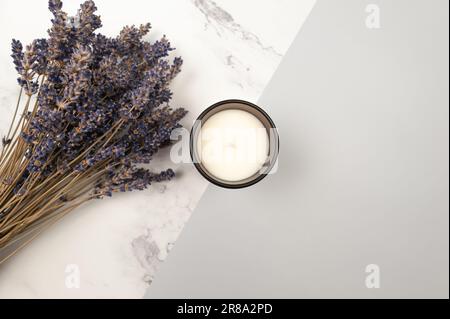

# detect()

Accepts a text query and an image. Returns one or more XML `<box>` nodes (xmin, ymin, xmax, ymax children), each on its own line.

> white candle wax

<box><xmin>197</xmin><ymin>109</ymin><xmax>269</xmax><ymax>182</ymax></box>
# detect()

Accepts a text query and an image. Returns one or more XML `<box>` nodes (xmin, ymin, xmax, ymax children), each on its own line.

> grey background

<box><xmin>146</xmin><ymin>0</ymin><xmax>449</xmax><ymax>298</ymax></box>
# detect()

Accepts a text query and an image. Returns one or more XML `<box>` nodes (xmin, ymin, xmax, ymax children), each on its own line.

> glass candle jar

<box><xmin>190</xmin><ymin>99</ymin><xmax>279</xmax><ymax>188</ymax></box>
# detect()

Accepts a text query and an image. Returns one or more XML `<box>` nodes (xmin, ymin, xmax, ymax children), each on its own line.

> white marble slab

<box><xmin>0</xmin><ymin>0</ymin><xmax>315</xmax><ymax>298</ymax></box>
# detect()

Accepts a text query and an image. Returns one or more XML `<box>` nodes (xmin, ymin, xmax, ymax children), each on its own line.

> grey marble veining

<box><xmin>192</xmin><ymin>0</ymin><xmax>282</xmax><ymax>56</ymax></box>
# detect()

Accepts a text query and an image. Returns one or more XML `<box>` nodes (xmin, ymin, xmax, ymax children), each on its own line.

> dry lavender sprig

<box><xmin>0</xmin><ymin>0</ymin><xmax>186</xmax><ymax>261</ymax></box>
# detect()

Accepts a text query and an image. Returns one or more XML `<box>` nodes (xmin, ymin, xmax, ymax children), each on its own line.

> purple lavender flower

<box><xmin>11</xmin><ymin>0</ymin><xmax>186</xmax><ymax>197</ymax></box>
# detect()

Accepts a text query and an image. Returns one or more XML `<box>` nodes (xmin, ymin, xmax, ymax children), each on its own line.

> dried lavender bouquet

<box><xmin>0</xmin><ymin>0</ymin><xmax>186</xmax><ymax>262</ymax></box>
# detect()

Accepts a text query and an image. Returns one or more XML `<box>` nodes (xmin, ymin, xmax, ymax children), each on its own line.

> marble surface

<box><xmin>0</xmin><ymin>0</ymin><xmax>315</xmax><ymax>298</ymax></box>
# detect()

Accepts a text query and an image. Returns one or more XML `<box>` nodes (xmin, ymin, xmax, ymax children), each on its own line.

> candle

<box><xmin>197</xmin><ymin>109</ymin><xmax>269</xmax><ymax>182</ymax></box>
<box><xmin>191</xmin><ymin>100</ymin><xmax>279</xmax><ymax>188</ymax></box>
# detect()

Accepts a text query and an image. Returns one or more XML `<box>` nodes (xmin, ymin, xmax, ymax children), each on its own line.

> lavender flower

<box><xmin>0</xmin><ymin>0</ymin><xmax>187</xmax><ymax>255</ymax></box>
<box><xmin>4</xmin><ymin>0</ymin><xmax>186</xmax><ymax>203</ymax></box>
